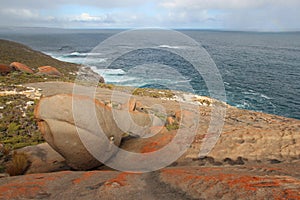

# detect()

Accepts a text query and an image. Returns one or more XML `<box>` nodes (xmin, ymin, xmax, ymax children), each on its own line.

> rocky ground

<box><xmin>0</xmin><ymin>40</ymin><xmax>299</xmax><ymax>199</ymax></box>
<box><xmin>0</xmin><ymin>81</ymin><xmax>299</xmax><ymax>199</ymax></box>
<box><xmin>0</xmin><ymin>163</ymin><xmax>300</xmax><ymax>200</ymax></box>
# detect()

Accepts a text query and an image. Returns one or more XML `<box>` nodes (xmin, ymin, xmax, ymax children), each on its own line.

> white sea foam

<box><xmin>69</xmin><ymin>52</ymin><xmax>103</xmax><ymax>57</ymax></box>
<box><xmin>158</xmin><ymin>45</ymin><xmax>181</xmax><ymax>49</ymax></box>
<box><xmin>260</xmin><ymin>94</ymin><xmax>272</xmax><ymax>100</ymax></box>
<box><xmin>93</xmin><ymin>68</ymin><xmax>126</xmax><ymax>76</ymax></box>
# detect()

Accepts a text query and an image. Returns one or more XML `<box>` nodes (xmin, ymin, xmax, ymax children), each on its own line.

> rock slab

<box><xmin>0</xmin><ymin>164</ymin><xmax>300</xmax><ymax>200</ymax></box>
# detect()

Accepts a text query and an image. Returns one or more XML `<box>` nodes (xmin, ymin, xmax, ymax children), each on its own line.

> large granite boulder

<box><xmin>35</xmin><ymin>94</ymin><xmax>123</xmax><ymax>170</ymax></box>
<box><xmin>35</xmin><ymin>94</ymin><xmax>164</xmax><ymax>170</ymax></box>
<box><xmin>10</xmin><ymin>62</ymin><xmax>34</xmax><ymax>74</ymax></box>
<box><xmin>37</xmin><ymin>66</ymin><xmax>62</xmax><ymax>77</ymax></box>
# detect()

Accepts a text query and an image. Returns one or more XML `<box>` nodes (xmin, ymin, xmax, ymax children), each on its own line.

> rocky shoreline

<box><xmin>0</xmin><ymin>40</ymin><xmax>299</xmax><ymax>199</ymax></box>
<box><xmin>0</xmin><ymin>81</ymin><xmax>299</xmax><ymax>199</ymax></box>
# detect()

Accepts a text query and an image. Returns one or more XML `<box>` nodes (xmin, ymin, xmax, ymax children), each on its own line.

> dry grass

<box><xmin>132</xmin><ymin>88</ymin><xmax>175</xmax><ymax>98</ymax></box>
<box><xmin>2</xmin><ymin>145</ymin><xmax>11</xmax><ymax>157</ymax></box>
<box><xmin>5</xmin><ymin>152</ymin><xmax>30</xmax><ymax>176</ymax></box>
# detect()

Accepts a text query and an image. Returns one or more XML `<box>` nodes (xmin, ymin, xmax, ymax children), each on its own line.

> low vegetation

<box><xmin>166</xmin><ymin>123</ymin><xmax>180</xmax><ymax>131</ymax></box>
<box><xmin>5</xmin><ymin>152</ymin><xmax>29</xmax><ymax>176</ymax></box>
<box><xmin>0</xmin><ymin>39</ymin><xmax>79</xmax><ymax>75</ymax></box>
<box><xmin>0</xmin><ymin>94</ymin><xmax>43</xmax><ymax>150</ymax></box>
<box><xmin>0</xmin><ymin>39</ymin><xmax>181</xmax><ymax>172</ymax></box>
<box><xmin>132</xmin><ymin>88</ymin><xmax>175</xmax><ymax>99</ymax></box>
<box><xmin>0</xmin><ymin>71</ymin><xmax>76</xmax><ymax>85</ymax></box>
<box><xmin>0</xmin><ymin>145</ymin><xmax>10</xmax><ymax>173</ymax></box>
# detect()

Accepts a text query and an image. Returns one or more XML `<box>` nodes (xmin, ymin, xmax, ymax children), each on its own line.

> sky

<box><xmin>0</xmin><ymin>0</ymin><xmax>299</xmax><ymax>31</ymax></box>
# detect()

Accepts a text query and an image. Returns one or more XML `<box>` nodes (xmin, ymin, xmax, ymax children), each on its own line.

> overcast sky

<box><xmin>0</xmin><ymin>0</ymin><xmax>299</xmax><ymax>31</ymax></box>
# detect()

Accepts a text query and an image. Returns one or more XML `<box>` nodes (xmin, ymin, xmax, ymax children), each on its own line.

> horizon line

<box><xmin>0</xmin><ymin>26</ymin><xmax>300</xmax><ymax>33</ymax></box>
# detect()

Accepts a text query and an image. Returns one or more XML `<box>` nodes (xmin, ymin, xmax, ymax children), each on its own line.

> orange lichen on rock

<box><xmin>140</xmin><ymin>132</ymin><xmax>175</xmax><ymax>153</ymax></box>
<box><xmin>0</xmin><ymin>171</ymin><xmax>71</xmax><ymax>199</ymax></box>
<box><xmin>160</xmin><ymin>167</ymin><xmax>300</xmax><ymax>198</ymax></box>
<box><xmin>0</xmin><ymin>64</ymin><xmax>14</xmax><ymax>75</ymax></box>
<box><xmin>72</xmin><ymin>171</ymin><xmax>101</xmax><ymax>184</ymax></box>
<box><xmin>104</xmin><ymin>172</ymin><xmax>134</xmax><ymax>187</ymax></box>
<box><xmin>0</xmin><ymin>184</ymin><xmax>41</xmax><ymax>199</ymax></box>
<box><xmin>10</xmin><ymin>62</ymin><xmax>34</xmax><ymax>74</ymax></box>
<box><xmin>226</xmin><ymin>175</ymin><xmax>266</xmax><ymax>191</ymax></box>
<box><xmin>274</xmin><ymin>189</ymin><xmax>300</xmax><ymax>200</ymax></box>
<box><xmin>38</xmin><ymin>66</ymin><xmax>62</xmax><ymax>76</ymax></box>
<box><xmin>161</xmin><ymin>168</ymin><xmax>222</xmax><ymax>186</ymax></box>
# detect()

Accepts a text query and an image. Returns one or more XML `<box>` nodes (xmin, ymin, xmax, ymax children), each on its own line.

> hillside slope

<box><xmin>0</xmin><ymin>39</ymin><xmax>79</xmax><ymax>75</ymax></box>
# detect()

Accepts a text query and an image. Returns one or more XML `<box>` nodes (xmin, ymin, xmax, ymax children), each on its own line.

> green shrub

<box><xmin>0</xmin><ymin>95</ymin><xmax>44</xmax><ymax>150</ymax></box>
<box><xmin>7</xmin><ymin>122</ymin><xmax>20</xmax><ymax>134</ymax></box>
<box><xmin>166</xmin><ymin>123</ymin><xmax>180</xmax><ymax>131</ymax></box>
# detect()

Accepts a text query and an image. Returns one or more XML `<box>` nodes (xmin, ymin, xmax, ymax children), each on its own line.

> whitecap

<box><xmin>260</xmin><ymin>94</ymin><xmax>272</xmax><ymax>100</ymax></box>
<box><xmin>158</xmin><ymin>45</ymin><xmax>181</xmax><ymax>49</ymax></box>
<box><xmin>94</xmin><ymin>68</ymin><xmax>126</xmax><ymax>76</ymax></box>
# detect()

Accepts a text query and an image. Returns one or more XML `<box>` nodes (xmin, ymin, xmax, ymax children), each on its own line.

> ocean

<box><xmin>0</xmin><ymin>28</ymin><xmax>299</xmax><ymax>120</ymax></box>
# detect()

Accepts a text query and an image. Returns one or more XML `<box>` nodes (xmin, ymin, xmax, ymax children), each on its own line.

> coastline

<box><xmin>0</xmin><ymin>42</ymin><xmax>300</xmax><ymax>199</ymax></box>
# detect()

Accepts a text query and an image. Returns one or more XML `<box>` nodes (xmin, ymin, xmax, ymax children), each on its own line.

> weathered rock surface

<box><xmin>185</xmin><ymin>107</ymin><xmax>300</xmax><ymax>163</ymax></box>
<box><xmin>28</xmin><ymin>82</ymin><xmax>300</xmax><ymax>165</ymax></box>
<box><xmin>35</xmin><ymin>94</ymin><xmax>164</xmax><ymax>170</ymax></box>
<box><xmin>0</xmin><ymin>64</ymin><xmax>14</xmax><ymax>75</ymax></box>
<box><xmin>37</xmin><ymin>66</ymin><xmax>62</xmax><ymax>77</ymax></box>
<box><xmin>34</xmin><ymin>94</ymin><xmax>124</xmax><ymax>170</ymax></box>
<box><xmin>15</xmin><ymin>81</ymin><xmax>299</xmax><ymax>199</ymax></box>
<box><xmin>0</xmin><ymin>163</ymin><xmax>300</xmax><ymax>200</ymax></box>
<box><xmin>77</xmin><ymin>66</ymin><xmax>105</xmax><ymax>83</ymax></box>
<box><xmin>16</xmin><ymin>143</ymin><xmax>69</xmax><ymax>174</ymax></box>
<box><xmin>159</xmin><ymin>165</ymin><xmax>300</xmax><ymax>199</ymax></box>
<box><xmin>10</xmin><ymin>62</ymin><xmax>34</xmax><ymax>74</ymax></box>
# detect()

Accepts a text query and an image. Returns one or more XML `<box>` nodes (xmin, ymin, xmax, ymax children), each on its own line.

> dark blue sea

<box><xmin>0</xmin><ymin>28</ymin><xmax>299</xmax><ymax>120</ymax></box>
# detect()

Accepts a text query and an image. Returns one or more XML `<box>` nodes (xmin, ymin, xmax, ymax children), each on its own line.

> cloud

<box><xmin>0</xmin><ymin>8</ymin><xmax>39</xmax><ymax>18</ymax></box>
<box><xmin>160</xmin><ymin>0</ymin><xmax>300</xmax><ymax>10</ymax></box>
<box><xmin>0</xmin><ymin>0</ymin><xmax>299</xmax><ymax>30</ymax></box>
<box><xmin>73</xmin><ymin>13</ymin><xmax>107</xmax><ymax>22</ymax></box>
<box><xmin>0</xmin><ymin>8</ymin><xmax>45</xmax><ymax>26</ymax></box>
<box><xmin>0</xmin><ymin>0</ymin><xmax>154</xmax><ymax>10</ymax></box>
<box><xmin>158</xmin><ymin>0</ymin><xmax>300</xmax><ymax>30</ymax></box>
<box><xmin>65</xmin><ymin>13</ymin><xmax>118</xmax><ymax>27</ymax></box>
